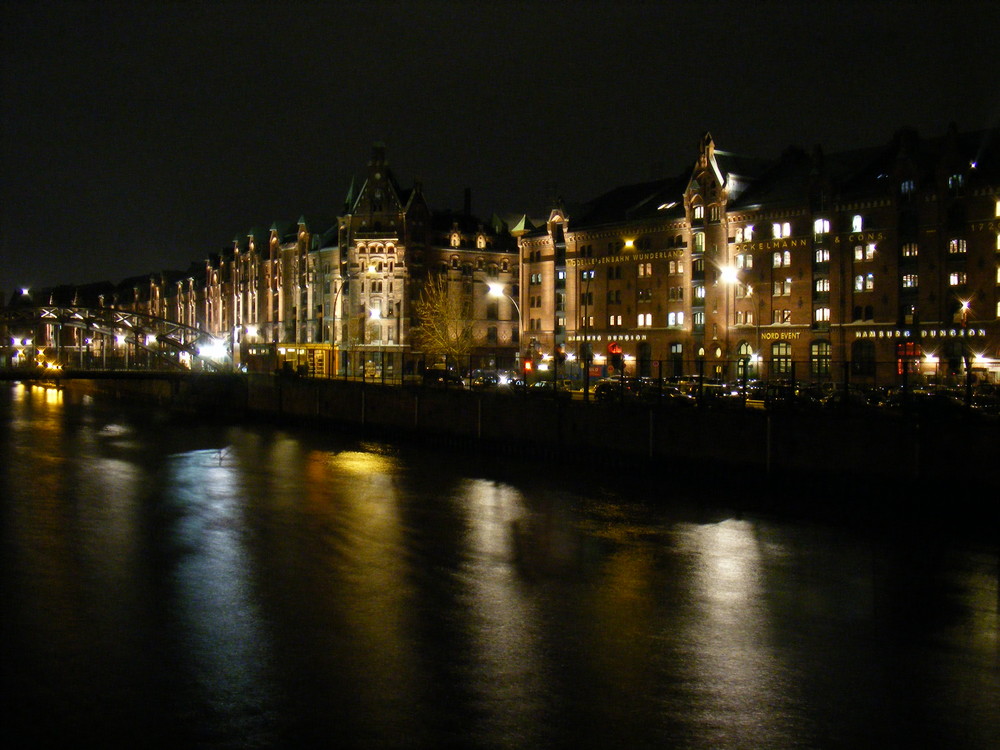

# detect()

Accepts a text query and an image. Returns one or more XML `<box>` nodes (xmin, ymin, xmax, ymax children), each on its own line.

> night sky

<box><xmin>3</xmin><ymin>0</ymin><xmax>998</xmax><ymax>294</ymax></box>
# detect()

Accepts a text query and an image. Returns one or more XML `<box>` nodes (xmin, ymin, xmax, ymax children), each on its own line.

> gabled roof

<box><xmin>566</xmin><ymin>170</ymin><xmax>691</xmax><ymax>229</ymax></box>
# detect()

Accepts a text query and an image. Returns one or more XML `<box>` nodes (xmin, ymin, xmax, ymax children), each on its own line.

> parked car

<box><xmin>592</xmin><ymin>377</ymin><xmax>643</xmax><ymax>402</ymax></box>
<box><xmin>638</xmin><ymin>382</ymin><xmax>697</xmax><ymax>407</ymax></box>
<box><xmin>422</xmin><ymin>368</ymin><xmax>467</xmax><ymax>389</ymax></box>
<box><xmin>526</xmin><ymin>379</ymin><xmax>573</xmax><ymax>399</ymax></box>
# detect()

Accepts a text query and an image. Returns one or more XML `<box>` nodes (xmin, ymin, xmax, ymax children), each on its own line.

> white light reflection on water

<box><xmin>162</xmin><ymin>446</ymin><xmax>275</xmax><ymax>746</ymax></box>
<box><xmin>455</xmin><ymin>478</ymin><xmax>547</xmax><ymax>745</ymax></box>
<box><xmin>675</xmin><ymin>519</ymin><xmax>803</xmax><ymax>747</ymax></box>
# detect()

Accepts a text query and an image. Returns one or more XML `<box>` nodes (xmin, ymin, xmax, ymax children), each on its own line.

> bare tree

<box><xmin>411</xmin><ymin>274</ymin><xmax>474</xmax><ymax>359</ymax></box>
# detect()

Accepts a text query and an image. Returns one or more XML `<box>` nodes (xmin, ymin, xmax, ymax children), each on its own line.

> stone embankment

<box><xmin>63</xmin><ymin>373</ymin><xmax>999</xmax><ymax>498</ymax></box>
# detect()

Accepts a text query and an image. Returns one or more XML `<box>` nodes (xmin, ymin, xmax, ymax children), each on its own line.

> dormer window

<box><xmin>450</xmin><ymin>232</ymin><xmax>460</xmax><ymax>248</ymax></box>
<box><xmin>476</xmin><ymin>234</ymin><xmax>486</xmax><ymax>249</ymax></box>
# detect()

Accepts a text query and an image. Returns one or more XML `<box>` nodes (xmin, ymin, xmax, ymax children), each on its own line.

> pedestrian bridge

<box><xmin>2</xmin><ymin>304</ymin><xmax>227</xmax><ymax>372</ymax></box>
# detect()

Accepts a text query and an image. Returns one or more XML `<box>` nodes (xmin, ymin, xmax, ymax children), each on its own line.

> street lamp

<box><xmin>719</xmin><ymin>265</ymin><xmax>739</xmax><ymax>381</ymax></box>
<box><xmin>960</xmin><ymin>298</ymin><xmax>972</xmax><ymax>405</ymax></box>
<box><xmin>488</xmin><ymin>282</ymin><xmax>523</xmax><ymax>373</ymax></box>
<box><xmin>331</xmin><ymin>264</ymin><xmax>376</xmax><ymax>376</ymax></box>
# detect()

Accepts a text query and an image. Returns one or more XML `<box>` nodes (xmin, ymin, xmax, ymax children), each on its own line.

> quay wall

<box><xmin>243</xmin><ymin>374</ymin><xmax>997</xmax><ymax>486</ymax></box>
<box><xmin>58</xmin><ymin>373</ymin><xmax>997</xmax><ymax>493</ymax></box>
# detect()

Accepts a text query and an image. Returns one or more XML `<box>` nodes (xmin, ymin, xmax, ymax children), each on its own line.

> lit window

<box><xmin>693</xmin><ymin>311</ymin><xmax>705</xmax><ymax>326</ymax></box>
<box><xmin>852</xmin><ymin>215</ymin><xmax>863</xmax><ymax>232</ymax></box>
<box><xmin>811</xmin><ymin>341</ymin><xmax>832</xmax><ymax>376</ymax></box>
<box><xmin>815</xmin><ymin>248</ymin><xmax>830</xmax><ymax>263</ymax></box>
<box><xmin>637</xmin><ymin>313</ymin><xmax>652</xmax><ymax>327</ymax></box>
<box><xmin>710</xmin><ymin>206</ymin><xmax>720</xmax><ymax>221</ymax></box>
<box><xmin>451</xmin><ymin>232</ymin><xmax>461</xmax><ymax>248</ymax></box>
<box><xmin>902</xmin><ymin>243</ymin><xmax>918</xmax><ymax>257</ymax></box>
<box><xmin>865</xmin><ymin>273</ymin><xmax>874</xmax><ymax>291</ymax></box>
<box><xmin>815</xmin><ymin>278</ymin><xmax>830</xmax><ymax>292</ymax></box>
<box><xmin>901</xmin><ymin>179</ymin><xmax>915</xmax><ymax>194</ymax></box>
<box><xmin>903</xmin><ymin>274</ymin><xmax>919</xmax><ymax>288</ymax></box>
<box><xmin>948</xmin><ymin>173</ymin><xmax>964</xmax><ymax>190</ymax></box>
<box><xmin>695</xmin><ymin>285</ymin><xmax>706</xmax><ymax>299</ymax></box>
<box><xmin>745</xmin><ymin>225</ymin><xmax>754</xmax><ymax>241</ymax></box>
<box><xmin>995</xmin><ymin>199</ymin><xmax>1000</xmax><ymax>217</ymax></box>
<box><xmin>735</xmin><ymin>228</ymin><xmax>744</xmax><ymax>243</ymax></box>
<box><xmin>948</xmin><ymin>238</ymin><xmax>967</xmax><ymax>254</ymax></box>
<box><xmin>813</xmin><ymin>218</ymin><xmax>830</xmax><ymax>235</ymax></box>
<box><xmin>949</xmin><ymin>272</ymin><xmax>967</xmax><ymax>286</ymax></box>
<box><xmin>772</xmin><ymin>342</ymin><xmax>792</xmax><ymax>374</ymax></box>
<box><xmin>693</xmin><ymin>233</ymin><xmax>705</xmax><ymax>252</ymax></box>
<box><xmin>815</xmin><ymin>307</ymin><xmax>830</xmax><ymax>323</ymax></box>
<box><xmin>773</xmin><ymin>309</ymin><xmax>791</xmax><ymax>324</ymax></box>
<box><xmin>693</xmin><ymin>205</ymin><xmax>704</xmax><ymax>219</ymax></box>
<box><xmin>677</xmin><ymin>260</ymin><xmax>685</xmax><ymax>274</ymax></box>
<box><xmin>773</xmin><ymin>252</ymin><xmax>783</xmax><ymax>267</ymax></box>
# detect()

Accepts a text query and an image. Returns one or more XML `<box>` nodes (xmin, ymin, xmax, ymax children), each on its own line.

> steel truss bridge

<box><xmin>2</xmin><ymin>305</ymin><xmax>228</xmax><ymax>373</ymax></box>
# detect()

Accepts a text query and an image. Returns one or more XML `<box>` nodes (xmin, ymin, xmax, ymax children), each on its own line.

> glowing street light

<box><xmin>488</xmin><ymin>282</ymin><xmax>523</xmax><ymax>364</ymax></box>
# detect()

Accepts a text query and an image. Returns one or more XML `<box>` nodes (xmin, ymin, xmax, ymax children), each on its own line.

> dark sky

<box><xmin>3</xmin><ymin>0</ymin><xmax>998</xmax><ymax>294</ymax></box>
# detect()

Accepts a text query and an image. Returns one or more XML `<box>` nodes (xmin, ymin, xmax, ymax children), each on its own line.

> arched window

<box><xmin>737</xmin><ymin>341</ymin><xmax>755</xmax><ymax>379</ymax></box>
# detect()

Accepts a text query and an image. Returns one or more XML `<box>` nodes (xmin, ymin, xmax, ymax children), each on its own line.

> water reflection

<box><xmin>1</xmin><ymin>386</ymin><xmax>997</xmax><ymax>749</ymax></box>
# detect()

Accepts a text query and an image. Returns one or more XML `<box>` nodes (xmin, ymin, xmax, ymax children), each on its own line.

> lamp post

<box><xmin>961</xmin><ymin>299</ymin><xmax>972</xmax><ymax>406</ymax></box>
<box><xmin>488</xmin><ymin>282</ymin><xmax>523</xmax><ymax>376</ymax></box>
<box><xmin>719</xmin><ymin>265</ymin><xmax>739</xmax><ymax>382</ymax></box>
<box><xmin>331</xmin><ymin>264</ymin><xmax>376</xmax><ymax>377</ymax></box>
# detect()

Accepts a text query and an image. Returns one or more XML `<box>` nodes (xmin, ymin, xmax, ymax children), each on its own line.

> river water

<box><xmin>1</xmin><ymin>383</ymin><xmax>997</xmax><ymax>749</ymax></box>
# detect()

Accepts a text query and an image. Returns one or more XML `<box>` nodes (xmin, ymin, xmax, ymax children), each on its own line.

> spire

<box><xmin>344</xmin><ymin>176</ymin><xmax>356</xmax><ymax>212</ymax></box>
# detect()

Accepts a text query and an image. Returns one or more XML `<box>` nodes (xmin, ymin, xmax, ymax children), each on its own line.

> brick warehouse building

<box><xmin>6</xmin><ymin>143</ymin><xmax>523</xmax><ymax>378</ymax></box>
<box><xmin>6</xmin><ymin>125</ymin><xmax>999</xmax><ymax>391</ymax></box>
<box><xmin>517</xmin><ymin>125</ymin><xmax>1000</xmax><ymax>389</ymax></box>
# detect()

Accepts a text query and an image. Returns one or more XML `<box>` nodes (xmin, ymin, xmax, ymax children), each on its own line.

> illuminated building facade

<box><xmin>41</xmin><ymin>144</ymin><xmax>521</xmax><ymax>376</ymax></box>
<box><xmin>519</xmin><ymin>125</ymin><xmax>1000</xmax><ymax>386</ymax></box>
